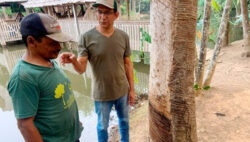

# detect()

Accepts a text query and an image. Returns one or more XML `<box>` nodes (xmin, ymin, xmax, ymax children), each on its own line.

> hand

<box><xmin>128</xmin><ymin>91</ymin><xmax>135</xmax><ymax>106</ymax></box>
<box><xmin>60</xmin><ymin>52</ymin><xmax>77</xmax><ymax>66</ymax></box>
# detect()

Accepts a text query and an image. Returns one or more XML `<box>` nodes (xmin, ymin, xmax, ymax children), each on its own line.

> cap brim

<box><xmin>92</xmin><ymin>3</ymin><xmax>114</xmax><ymax>9</ymax></box>
<box><xmin>46</xmin><ymin>32</ymin><xmax>74</xmax><ymax>42</ymax></box>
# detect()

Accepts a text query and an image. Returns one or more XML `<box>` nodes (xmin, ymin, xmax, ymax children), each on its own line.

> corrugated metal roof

<box><xmin>22</xmin><ymin>0</ymin><xmax>96</xmax><ymax>8</ymax></box>
<box><xmin>0</xmin><ymin>0</ymin><xmax>27</xmax><ymax>3</ymax></box>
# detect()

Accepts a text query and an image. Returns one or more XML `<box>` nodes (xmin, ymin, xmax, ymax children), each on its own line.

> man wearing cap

<box><xmin>60</xmin><ymin>0</ymin><xmax>135</xmax><ymax>142</ymax></box>
<box><xmin>7</xmin><ymin>13</ymin><xmax>83</xmax><ymax>142</ymax></box>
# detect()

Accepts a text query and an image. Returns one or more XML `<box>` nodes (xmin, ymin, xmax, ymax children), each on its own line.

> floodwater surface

<box><xmin>0</xmin><ymin>43</ymin><xmax>149</xmax><ymax>142</ymax></box>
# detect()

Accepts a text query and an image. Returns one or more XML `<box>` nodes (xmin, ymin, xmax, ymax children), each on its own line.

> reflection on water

<box><xmin>0</xmin><ymin>43</ymin><xmax>149</xmax><ymax>142</ymax></box>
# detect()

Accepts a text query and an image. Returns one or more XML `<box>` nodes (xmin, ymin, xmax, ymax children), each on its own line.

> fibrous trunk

<box><xmin>203</xmin><ymin>0</ymin><xmax>233</xmax><ymax>87</ymax></box>
<box><xmin>149</xmin><ymin>0</ymin><xmax>198</xmax><ymax>141</ymax></box>
<box><xmin>195</xmin><ymin>0</ymin><xmax>212</xmax><ymax>93</ymax></box>
<box><xmin>240</xmin><ymin>0</ymin><xmax>250</xmax><ymax>57</ymax></box>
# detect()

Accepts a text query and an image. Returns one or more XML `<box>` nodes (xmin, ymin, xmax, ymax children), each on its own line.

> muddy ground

<box><xmin>111</xmin><ymin>40</ymin><xmax>250</xmax><ymax>142</ymax></box>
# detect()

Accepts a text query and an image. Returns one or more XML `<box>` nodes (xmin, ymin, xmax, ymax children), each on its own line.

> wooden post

<box><xmin>2</xmin><ymin>7</ymin><xmax>8</xmax><ymax>19</ymax></box>
<box><xmin>72</xmin><ymin>4</ymin><xmax>80</xmax><ymax>38</ymax></box>
<box><xmin>48</xmin><ymin>6</ymin><xmax>53</xmax><ymax>16</ymax></box>
<box><xmin>132</xmin><ymin>0</ymin><xmax>136</xmax><ymax>13</ymax></box>
<box><xmin>67</xmin><ymin>6</ymin><xmax>71</xmax><ymax>18</ymax></box>
<box><xmin>25</xmin><ymin>8</ymin><xmax>30</xmax><ymax>15</ymax></box>
<box><xmin>0</xmin><ymin>40</ymin><xmax>6</xmax><ymax>46</ymax></box>
<box><xmin>0</xmin><ymin>34</ymin><xmax>6</xmax><ymax>46</ymax></box>
<box><xmin>44</xmin><ymin>7</ymin><xmax>49</xmax><ymax>14</ymax></box>
<box><xmin>126</xmin><ymin>0</ymin><xmax>130</xmax><ymax>20</ymax></box>
<box><xmin>138</xmin><ymin>0</ymin><xmax>141</xmax><ymax>20</ymax></box>
<box><xmin>0</xmin><ymin>19</ymin><xmax>6</xmax><ymax>46</ymax></box>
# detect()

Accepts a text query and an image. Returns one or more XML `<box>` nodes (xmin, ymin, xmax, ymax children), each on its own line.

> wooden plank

<box><xmin>1</xmin><ymin>18</ymin><xmax>150</xmax><ymax>52</ymax></box>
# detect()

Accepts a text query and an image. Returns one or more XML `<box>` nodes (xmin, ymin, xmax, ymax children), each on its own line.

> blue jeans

<box><xmin>95</xmin><ymin>94</ymin><xmax>129</xmax><ymax>142</ymax></box>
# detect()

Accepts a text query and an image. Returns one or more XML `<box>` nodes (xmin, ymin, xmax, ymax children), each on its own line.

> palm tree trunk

<box><xmin>203</xmin><ymin>0</ymin><xmax>233</xmax><ymax>87</ymax></box>
<box><xmin>195</xmin><ymin>0</ymin><xmax>212</xmax><ymax>93</ymax></box>
<box><xmin>132</xmin><ymin>0</ymin><xmax>136</xmax><ymax>13</ymax></box>
<box><xmin>221</xmin><ymin>21</ymin><xmax>229</xmax><ymax>47</ymax></box>
<box><xmin>138</xmin><ymin>0</ymin><xmax>141</xmax><ymax>20</ymax></box>
<box><xmin>240</xmin><ymin>0</ymin><xmax>250</xmax><ymax>57</ymax></box>
<box><xmin>149</xmin><ymin>0</ymin><xmax>198</xmax><ymax>141</ymax></box>
<box><xmin>126</xmin><ymin>0</ymin><xmax>130</xmax><ymax>20</ymax></box>
<box><xmin>236</xmin><ymin>1</ymin><xmax>241</xmax><ymax>17</ymax></box>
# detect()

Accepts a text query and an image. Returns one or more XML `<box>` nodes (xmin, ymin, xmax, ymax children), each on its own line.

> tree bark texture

<box><xmin>149</xmin><ymin>0</ymin><xmax>198</xmax><ymax>141</ymax></box>
<box><xmin>203</xmin><ymin>0</ymin><xmax>232</xmax><ymax>87</ymax></box>
<box><xmin>221</xmin><ymin>21</ymin><xmax>229</xmax><ymax>47</ymax></box>
<box><xmin>195</xmin><ymin>0</ymin><xmax>212</xmax><ymax>91</ymax></box>
<box><xmin>240</xmin><ymin>0</ymin><xmax>250</xmax><ymax>57</ymax></box>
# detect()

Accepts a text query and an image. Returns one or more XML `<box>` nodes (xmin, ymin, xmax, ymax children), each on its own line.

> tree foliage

<box><xmin>120</xmin><ymin>0</ymin><xmax>150</xmax><ymax>15</ymax></box>
<box><xmin>196</xmin><ymin>0</ymin><xmax>246</xmax><ymax>49</ymax></box>
<box><xmin>137</xmin><ymin>0</ymin><xmax>150</xmax><ymax>14</ymax></box>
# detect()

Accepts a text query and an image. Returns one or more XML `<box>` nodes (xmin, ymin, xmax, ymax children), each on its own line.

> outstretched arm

<box><xmin>60</xmin><ymin>52</ymin><xmax>88</xmax><ymax>74</ymax></box>
<box><xmin>124</xmin><ymin>57</ymin><xmax>135</xmax><ymax>106</ymax></box>
<box><xmin>17</xmin><ymin>117</ymin><xmax>43</xmax><ymax>142</ymax></box>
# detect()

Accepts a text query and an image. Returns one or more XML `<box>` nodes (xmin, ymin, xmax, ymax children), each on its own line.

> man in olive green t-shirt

<box><xmin>8</xmin><ymin>13</ymin><xmax>83</xmax><ymax>142</ymax></box>
<box><xmin>60</xmin><ymin>0</ymin><xmax>135</xmax><ymax>142</ymax></box>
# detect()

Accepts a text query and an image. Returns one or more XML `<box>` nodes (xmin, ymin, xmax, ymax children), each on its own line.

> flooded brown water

<box><xmin>0</xmin><ymin>43</ymin><xmax>149</xmax><ymax>142</ymax></box>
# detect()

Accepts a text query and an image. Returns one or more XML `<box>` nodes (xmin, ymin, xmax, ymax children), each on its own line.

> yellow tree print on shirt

<box><xmin>54</xmin><ymin>84</ymin><xmax>66</xmax><ymax>105</ymax></box>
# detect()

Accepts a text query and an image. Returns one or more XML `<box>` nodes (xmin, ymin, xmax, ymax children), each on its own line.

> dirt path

<box><xmin>129</xmin><ymin>40</ymin><xmax>250</xmax><ymax>142</ymax></box>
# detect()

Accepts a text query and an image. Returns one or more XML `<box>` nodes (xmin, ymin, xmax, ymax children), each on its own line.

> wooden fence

<box><xmin>0</xmin><ymin>19</ymin><xmax>22</xmax><ymax>46</ymax></box>
<box><xmin>58</xmin><ymin>20</ymin><xmax>150</xmax><ymax>52</ymax></box>
<box><xmin>0</xmin><ymin>18</ymin><xmax>150</xmax><ymax>52</ymax></box>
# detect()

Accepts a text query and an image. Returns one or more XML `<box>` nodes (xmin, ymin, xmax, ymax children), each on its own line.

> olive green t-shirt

<box><xmin>78</xmin><ymin>27</ymin><xmax>131</xmax><ymax>101</ymax></box>
<box><xmin>8</xmin><ymin>60</ymin><xmax>83</xmax><ymax>142</ymax></box>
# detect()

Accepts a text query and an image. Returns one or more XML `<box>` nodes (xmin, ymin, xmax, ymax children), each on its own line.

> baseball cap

<box><xmin>92</xmin><ymin>0</ymin><xmax>117</xmax><ymax>10</ymax></box>
<box><xmin>20</xmin><ymin>13</ymin><xmax>72</xmax><ymax>42</ymax></box>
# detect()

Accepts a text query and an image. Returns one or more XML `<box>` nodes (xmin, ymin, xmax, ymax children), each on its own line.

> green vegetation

<box><xmin>5</xmin><ymin>7</ymin><xmax>13</xmax><ymax>16</ymax></box>
<box><xmin>196</xmin><ymin>0</ymin><xmax>247</xmax><ymax>49</ymax></box>
<box><xmin>9</xmin><ymin>3</ymin><xmax>25</xmax><ymax>13</ymax></box>
<box><xmin>120</xmin><ymin>0</ymin><xmax>150</xmax><ymax>14</ymax></box>
<box><xmin>0</xmin><ymin>8</ymin><xmax>2</xmax><ymax>16</ymax></box>
<box><xmin>194</xmin><ymin>84</ymin><xmax>211</xmax><ymax>91</ymax></box>
<box><xmin>0</xmin><ymin>3</ymin><xmax>43</xmax><ymax>17</ymax></box>
<box><xmin>140</xmin><ymin>28</ymin><xmax>151</xmax><ymax>53</ymax></box>
<box><xmin>137</xmin><ymin>0</ymin><xmax>150</xmax><ymax>14</ymax></box>
<box><xmin>120</xmin><ymin>0</ymin><xmax>150</xmax><ymax>20</ymax></box>
<box><xmin>33</xmin><ymin>8</ymin><xmax>43</xmax><ymax>13</ymax></box>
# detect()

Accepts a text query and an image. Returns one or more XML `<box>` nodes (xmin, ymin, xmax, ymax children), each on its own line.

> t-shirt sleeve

<box><xmin>8</xmin><ymin>77</ymin><xmax>39</xmax><ymax>119</ymax></box>
<box><xmin>78</xmin><ymin>34</ymin><xmax>88</xmax><ymax>57</ymax></box>
<box><xmin>124</xmin><ymin>34</ymin><xmax>131</xmax><ymax>57</ymax></box>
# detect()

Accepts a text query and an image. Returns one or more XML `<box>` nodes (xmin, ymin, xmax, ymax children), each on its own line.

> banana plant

<box><xmin>139</xmin><ymin>27</ymin><xmax>151</xmax><ymax>58</ymax></box>
<box><xmin>130</xmin><ymin>53</ymin><xmax>139</xmax><ymax>84</ymax></box>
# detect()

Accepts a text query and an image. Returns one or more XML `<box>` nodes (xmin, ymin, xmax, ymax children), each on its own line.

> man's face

<box><xmin>96</xmin><ymin>5</ymin><xmax>118</xmax><ymax>29</ymax></box>
<box><xmin>34</xmin><ymin>36</ymin><xmax>62</xmax><ymax>60</ymax></box>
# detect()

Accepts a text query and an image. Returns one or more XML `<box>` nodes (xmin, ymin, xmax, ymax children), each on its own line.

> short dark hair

<box><xmin>22</xmin><ymin>35</ymin><xmax>44</xmax><ymax>47</ymax></box>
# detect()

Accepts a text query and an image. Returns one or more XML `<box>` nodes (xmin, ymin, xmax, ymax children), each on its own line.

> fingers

<box><xmin>69</xmin><ymin>54</ymin><xmax>76</xmax><ymax>61</ymax></box>
<box><xmin>60</xmin><ymin>53</ymin><xmax>68</xmax><ymax>66</ymax></box>
<box><xmin>59</xmin><ymin>54</ymin><xmax>65</xmax><ymax>66</ymax></box>
<box><xmin>59</xmin><ymin>52</ymin><xmax>74</xmax><ymax>66</ymax></box>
